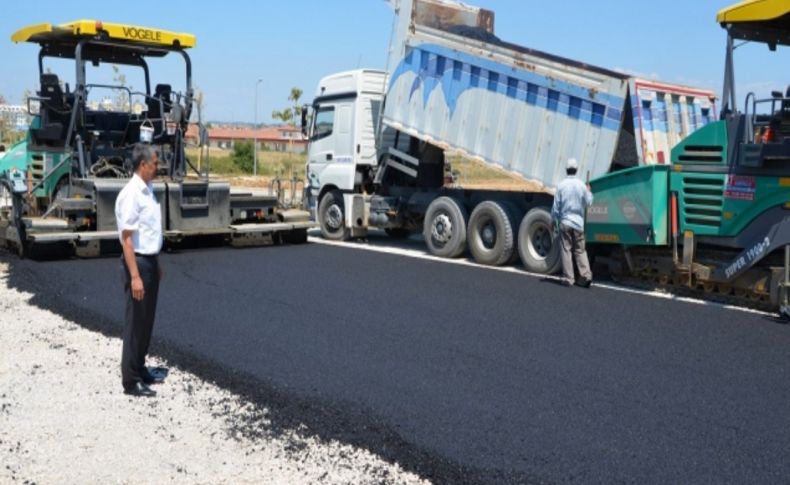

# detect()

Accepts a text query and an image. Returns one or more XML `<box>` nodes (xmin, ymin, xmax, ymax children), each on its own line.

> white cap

<box><xmin>566</xmin><ymin>158</ymin><xmax>578</xmax><ymax>170</ymax></box>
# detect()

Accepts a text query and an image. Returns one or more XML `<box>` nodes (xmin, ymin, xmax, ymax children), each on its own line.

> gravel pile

<box><xmin>0</xmin><ymin>260</ymin><xmax>429</xmax><ymax>484</ymax></box>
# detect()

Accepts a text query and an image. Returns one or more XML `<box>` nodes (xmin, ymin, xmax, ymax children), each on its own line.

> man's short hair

<box><xmin>131</xmin><ymin>143</ymin><xmax>156</xmax><ymax>171</ymax></box>
<box><xmin>567</xmin><ymin>167</ymin><xmax>578</xmax><ymax>176</ymax></box>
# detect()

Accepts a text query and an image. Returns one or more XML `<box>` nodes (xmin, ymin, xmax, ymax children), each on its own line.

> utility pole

<box><xmin>254</xmin><ymin>78</ymin><xmax>262</xmax><ymax>176</ymax></box>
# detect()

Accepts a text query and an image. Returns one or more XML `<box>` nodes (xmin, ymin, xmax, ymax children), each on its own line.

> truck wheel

<box><xmin>318</xmin><ymin>190</ymin><xmax>350</xmax><ymax>241</ymax></box>
<box><xmin>423</xmin><ymin>196</ymin><xmax>468</xmax><ymax>258</ymax></box>
<box><xmin>467</xmin><ymin>200</ymin><xmax>515</xmax><ymax>266</ymax></box>
<box><xmin>518</xmin><ymin>207</ymin><xmax>561</xmax><ymax>274</ymax></box>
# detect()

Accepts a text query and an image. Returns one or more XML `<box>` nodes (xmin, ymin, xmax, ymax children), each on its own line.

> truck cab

<box><xmin>304</xmin><ymin>69</ymin><xmax>385</xmax><ymax>225</ymax></box>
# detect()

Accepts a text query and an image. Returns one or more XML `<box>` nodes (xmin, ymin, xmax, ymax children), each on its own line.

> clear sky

<box><xmin>0</xmin><ymin>0</ymin><xmax>785</xmax><ymax>124</ymax></box>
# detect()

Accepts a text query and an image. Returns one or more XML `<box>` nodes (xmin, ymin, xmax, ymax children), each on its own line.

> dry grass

<box><xmin>188</xmin><ymin>148</ymin><xmax>544</xmax><ymax>192</ymax></box>
<box><xmin>186</xmin><ymin>148</ymin><xmax>305</xmax><ymax>179</ymax></box>
<box><xmin>448</xmin><ymin>155</ymin><xmax>546</xmax><ymax>192</ymax></box>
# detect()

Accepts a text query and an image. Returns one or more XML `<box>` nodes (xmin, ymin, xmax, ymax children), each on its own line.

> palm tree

<box><xmin>271</xmin><ymin>108</ymin><xmax>294</xmax><ymax>125</ymax></box>
<box><xmin>288</xmin><ymin>87</ymin><xmax>303</xmax><ymax>125</ymax></box>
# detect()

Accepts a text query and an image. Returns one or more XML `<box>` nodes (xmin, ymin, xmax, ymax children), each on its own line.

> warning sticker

<box><xmin>724</xmin><ymin>175</ymin><xmax>756</xmax><ymax>201</ymax></box>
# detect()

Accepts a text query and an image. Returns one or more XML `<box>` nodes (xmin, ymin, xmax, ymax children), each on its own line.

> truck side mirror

<box><xmin>301</xmin><ymin>106</ymin><xmax>309</xmax><ymax>137</ymax></box>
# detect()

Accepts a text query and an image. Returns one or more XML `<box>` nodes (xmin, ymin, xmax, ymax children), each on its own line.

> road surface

<box><xmin>5</xmin><ymin>238</ymin><xmax>789</xmax><ymax>483</ymax></box>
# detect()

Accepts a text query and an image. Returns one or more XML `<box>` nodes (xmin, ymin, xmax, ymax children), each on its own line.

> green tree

<box><xmin>271</xmin><ymin>108</ymin><xmax>293</xmax><ymax>125</ymax></box>
<box><xmin>232</xmin><ymin>140</ymin><xmax>254</xmax><ymax>173</ymax></box>
<box><xmin>289</xmin><ymin>87</ymin><xmax>303</xmax><ymax>119</ymax></box>
<box><xmin>270</xmin><ymin>87</ymin><xmax>304</xmax><ymax>127</ymax></box>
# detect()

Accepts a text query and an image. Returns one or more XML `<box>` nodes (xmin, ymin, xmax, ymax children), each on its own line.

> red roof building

<box><xmin>185</xmin><ymin>125</ymin><xmax>307</xmax><ymax>153</ymax></box>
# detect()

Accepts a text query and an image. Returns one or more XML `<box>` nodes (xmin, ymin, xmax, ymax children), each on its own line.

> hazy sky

<box><xmin>0</xmin><ymin>0</ymin><xmax>785</xmax><ymax>123</ymax></box>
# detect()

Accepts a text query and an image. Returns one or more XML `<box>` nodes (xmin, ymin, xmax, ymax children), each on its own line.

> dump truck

<box><xmin>306</xmin><ymin>0</ymin><xmax>790</xmax><ymax>314</ymax></box>
<box><xmin>0</xmin><ymin>20</ymin><xmax>311</xmax><ymax>258</ymax></box>
<box><xmin>303</xmin><ymin>4</ymin><xmax>785</xmax><ymax>294</ymax></box>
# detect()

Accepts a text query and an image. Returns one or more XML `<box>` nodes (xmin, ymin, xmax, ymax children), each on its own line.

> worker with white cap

<box><xmin>551</xmin><ymin>157</ymin><xmax>594</xmax><ymax>287</ymax></box>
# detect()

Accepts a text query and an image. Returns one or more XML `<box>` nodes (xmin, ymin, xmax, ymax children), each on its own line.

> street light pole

<box><xmin>253</xmin><ymin>78</ymin><xmax>262</xmax><ymax>176</ymax></box>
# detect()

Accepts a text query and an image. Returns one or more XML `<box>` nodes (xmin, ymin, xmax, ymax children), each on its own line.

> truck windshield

<box><xmin>312</xmin><ymin>106</ymin><xmax>334</xmax><ymax>141</ymax></box>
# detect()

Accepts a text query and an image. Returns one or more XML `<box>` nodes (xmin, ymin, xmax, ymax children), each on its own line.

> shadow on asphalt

<box><xmin>762</xmin><ymin>314</ymin><xmax>790</xmax><ymax>326</ymax></box>
<box><xmin>1</xmin><ymin>247</ymin><xmax>508</xmax><ymax>485</ymax></box>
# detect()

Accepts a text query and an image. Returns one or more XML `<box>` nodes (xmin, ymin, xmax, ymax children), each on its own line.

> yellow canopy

<box><xmin>717</xmin><ymin>0</ymin><xmax>790</xmax><ymax>46</ymax></box>
<box><xmin>717</xmin><ymin>0</ymin><xmax>790</xmax><ymax>24</ymax></box>
<box><xmin>11</xmin><ymin>20</ymin><xmax>195</xmax><ymax>49</ymax></box>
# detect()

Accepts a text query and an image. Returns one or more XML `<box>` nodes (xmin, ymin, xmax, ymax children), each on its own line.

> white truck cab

<box><xmin>305</xmin><ymin>70</ymin><xmax>386</xmax><ymax>234</ymax></box>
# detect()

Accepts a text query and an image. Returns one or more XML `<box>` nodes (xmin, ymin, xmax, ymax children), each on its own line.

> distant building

<box><xmin>0</xmin><ymin>105</ymin><xmax>31</xmax><ymax>132</ymax></box>
<box><xmin>185</xmin><ymin>125</ymin><xmax>307</xmax><ymax>153</ymax></box>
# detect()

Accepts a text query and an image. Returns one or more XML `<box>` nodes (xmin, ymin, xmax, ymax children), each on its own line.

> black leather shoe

<box><xmin>124</xmin><ymin>382</ymin><xmax>156</xmax><ymax>397</ymax></box>
<box><xmin>576</xmin><ymin>278</ymin><xmax>592</xmax><ymax>288</ymax></box>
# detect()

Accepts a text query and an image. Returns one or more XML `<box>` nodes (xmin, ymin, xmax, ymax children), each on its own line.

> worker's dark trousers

<box><xmin>120</xmin><ymin>255</ymin><xmax>160</xmax><ymax>388</ymax></box>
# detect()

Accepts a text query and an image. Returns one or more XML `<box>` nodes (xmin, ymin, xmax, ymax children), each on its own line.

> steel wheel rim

<box><xmin>479</xmin><ymin>219</ymin><xmax>497</xmax><ymax>250</ymax></box>
<box><xmin>325</xmin><ymin>204</ymin><xmax>343</xmax><ymax>231</ymax></box>
<box><xmin>527</xmin><ymin>223</ymin><xmax>552</xmax><ymax>260</ymax></box>
<box><xmin>431</xmin><ymin>212</ymin><xmax>453</xmax><ymax>247</ymax></box>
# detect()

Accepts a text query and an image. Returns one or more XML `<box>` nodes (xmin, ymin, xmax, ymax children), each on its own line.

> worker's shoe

<box><xmin>576</xmin><ymin>278</ymin><xmax>592</xmax><ymax>289</ymax></box>
<box><xmin>124</xmin><ymin>382</ymin><xmax>157</xmax><ymax>397</ymax></box>
<box><xmin>560</xmin><ymin>279</ymin><xmax>573</xmax><ymax>287</ymax></box>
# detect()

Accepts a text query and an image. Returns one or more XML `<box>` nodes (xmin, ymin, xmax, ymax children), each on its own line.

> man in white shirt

<box><xmin>551</xmin><ymin>158</ymin><xmax>594</xmax><ymax>288</ymax></box>
<box><xmin>115</xmin><ymin>143</ymin><xmax>164</xmax><ymax>397</ymax></box>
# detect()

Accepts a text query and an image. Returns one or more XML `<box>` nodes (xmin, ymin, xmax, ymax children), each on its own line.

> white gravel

<box><xmin>0</xmin><ymin>260</ymin><xmax>429</xmax><ymax>484</ymax></box>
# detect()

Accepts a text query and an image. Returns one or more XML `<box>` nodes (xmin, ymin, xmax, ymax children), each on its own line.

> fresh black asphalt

<box><xmin>5</xmin><ymin>240</ymin><xmax>790</xmax><ymax>484</ymax></box>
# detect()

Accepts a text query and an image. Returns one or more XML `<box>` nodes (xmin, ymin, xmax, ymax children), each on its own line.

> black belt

<box><xmin>134</xmin><ymin>252</ymin><xmax>158</xmax><ymax>258</ymax></box>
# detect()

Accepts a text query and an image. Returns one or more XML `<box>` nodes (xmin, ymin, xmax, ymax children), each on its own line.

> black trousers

<box><xmin>120</xmin><ymin>254</ymin><xmax>160</xmax><ymax>388</ymax></box>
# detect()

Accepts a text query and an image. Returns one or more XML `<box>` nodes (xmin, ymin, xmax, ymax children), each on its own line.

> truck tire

<box><xmin>423</xmin><ymin>196</ymin><xmax>468</xmax><ymax>258</ymax></box>
<box><xmin>467</xmin><ymin>200</ymin><xmax>515</xmax><ymax>266</ymax></box>
<box><xmin>318</xmin><ymin>190</ymin><xmax>350</xmax><ymax>241</ymax></box>
<box><xmin>518</xmin><ymin>207</ymin><xmax>561</xmax><ymax>274</ymax></box>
